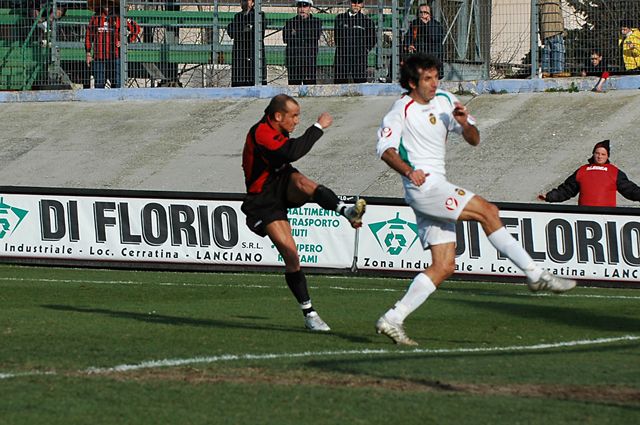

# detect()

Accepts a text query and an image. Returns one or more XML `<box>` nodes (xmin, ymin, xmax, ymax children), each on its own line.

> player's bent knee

<box><xmin>484</xmin><ymin>202</ymin><xmax>500</xmax><ymax>219</ymax></box>
<box><xmin>473</xmin><ymin>200</ymin><xmax>500</xmax><ymax>227</ymax></box>
<box><xmin>431</xmin><ymin>260</ymin><xmax>455</xmax><ymax>281</ymax></box>
<box><xmin>292</xmin><ymin>173</ymin><xmax>317</xmax><ymax>196</ymax></box>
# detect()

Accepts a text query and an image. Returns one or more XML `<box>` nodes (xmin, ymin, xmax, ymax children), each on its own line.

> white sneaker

<box><xmin>528</xmin><ymin>270</ymin><xmax>576</xmax><ymax>293</ymax></box>
<box><xmin>375</xmin><ymin>316</ymin><xmax>418</xmax><ymax>346</ymax></box>
<box><xmin>345</xmin><ymin>198</ymin><xmax>366</xmax><ymax>229</ymax></box>
<box><xmin>304</xmin><ymin>311</ymin><xmax>331</xmax><ymax>331</ymax></box>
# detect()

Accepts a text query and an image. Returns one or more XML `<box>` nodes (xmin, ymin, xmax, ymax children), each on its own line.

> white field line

<box><xmin>1</xmin><ymin>335</ymin><xmax>638</xmax><ymax>380</ymax></box>
<box><xmin>1</xmin><ymin>276</ymin><xmax>639</xmax><ymax>300</ymax></box>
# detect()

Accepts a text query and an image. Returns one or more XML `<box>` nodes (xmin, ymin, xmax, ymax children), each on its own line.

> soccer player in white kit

<box><xmin>374</xmin><ymin>54</ymin><xmax>576</xmax><ymax>346</ymax></box>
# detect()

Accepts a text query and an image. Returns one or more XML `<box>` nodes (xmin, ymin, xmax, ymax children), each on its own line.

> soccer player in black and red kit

<box><xmin>242</xmin><ymin>94</ymin><xmax>366</xmax><ymax>331</ymax></box>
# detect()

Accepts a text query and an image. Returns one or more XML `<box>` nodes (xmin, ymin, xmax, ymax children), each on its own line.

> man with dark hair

<box><xmin>242</xmin><ymin>94</ymin><xmax>366</xmax><ymax>331</ymax></box>
<box><xmin>580</xmin><ymin>49</ymin><xmax>610</xmax><ymax>92</ymax></box>
<box><xmin>374</xmin><ymin>53</ymin><xmax>576</xmax><ymax>346</ymax></box>
<box><xmin>283</xmin><ymin>0</ymin><xmax>323</xmax><ymax>85</ymax></box>
<box><xmin>538</xmin><ymin>140</ymin><xmax>640</xmax><ymax>207</ymax></box>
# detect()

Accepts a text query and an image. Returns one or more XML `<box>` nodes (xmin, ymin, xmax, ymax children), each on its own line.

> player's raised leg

<box><xmin>459</xmin><ymin>195</ymin><xmax>576</xmax><ymax>293</ymax></box>
<box><xmin>288</xmin><ymin>172</ymin><xmax>366</xmax><ymax>228</ymax></box>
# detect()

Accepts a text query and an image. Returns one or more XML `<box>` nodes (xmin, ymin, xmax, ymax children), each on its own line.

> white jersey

<box><xmin>376</xmin><ymin>90</ymin><xmax>469</xmax><ymax>176</ymax></box>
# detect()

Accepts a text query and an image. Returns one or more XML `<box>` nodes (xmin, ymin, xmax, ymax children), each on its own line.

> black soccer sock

<box><xmin>312</xmin><ymin>185</ymin><xmax>344</xmax><ymax>213</ymax></box>
<box><xmin>284</xmin><ymin>270</ymin><xmax>314</xmax><ymax>316</ymax></box>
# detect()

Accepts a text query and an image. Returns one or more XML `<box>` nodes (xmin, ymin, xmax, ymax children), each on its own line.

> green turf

<box><xmin>0</xmin><ymin>264</ymin><xmax>638</xmax><ymax>424</ymax></box>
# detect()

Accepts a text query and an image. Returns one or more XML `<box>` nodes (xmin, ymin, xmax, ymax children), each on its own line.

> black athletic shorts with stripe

<box><xmin>241</xmin><ymin>165</ymin><xmax>305</xmax><ymax>237</ymax></box>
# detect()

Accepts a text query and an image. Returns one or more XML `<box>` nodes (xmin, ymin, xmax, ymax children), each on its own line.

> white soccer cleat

<box><xmin>375</xmin><ymin>316</ymin><xmax>418</xmax><ymax>346</ymax></box>
<box><xmin>304</xmin><ymin>311</ymin><xmax>331</xmax><ymax>332</ymax></box>
<box><xmin>345</xmin><ymin>198</ymin><xmax>366</xmax><ymax>229</ymax></box>
<box><xmin>528</xmin><ymin>270</ymin><xmax>576</xmax><ymax>293</ymax></box>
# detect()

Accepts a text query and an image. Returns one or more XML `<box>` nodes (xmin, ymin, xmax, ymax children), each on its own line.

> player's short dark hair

<box><xmin>264</xmin><ymin>94</ymin><xmax>298</xmax><ymax>119</ymax></box>
<box><xmin>399</xmin><ymin>53</ymin><xmax>440</xmax><ymax>91</ymax></box>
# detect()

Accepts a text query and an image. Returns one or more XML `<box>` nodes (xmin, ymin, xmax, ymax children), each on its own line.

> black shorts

<box><xmin>241</xmin><ymin>165</ymin><xmax>305</xmax><ymax>237</ymax></box>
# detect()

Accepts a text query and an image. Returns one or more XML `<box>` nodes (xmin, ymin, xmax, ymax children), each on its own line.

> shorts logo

<box><xmin>381</xmin><ymin>127</ymin><xmax>392</xmax><ymax>138</ymax></box>
<box><xmin>445</xmin><ymin>197</ymin><xmax>458</xmax><ymax>211</ymax></box>
<box><xmin>429</xmin><ymin>113</ymin><xmax>436</xmax><ymax>125</ymax></box>
<box><xmin>456</xmin><ymin>188</ymin><xmax>466</xmax><ymax>196</ymax></box>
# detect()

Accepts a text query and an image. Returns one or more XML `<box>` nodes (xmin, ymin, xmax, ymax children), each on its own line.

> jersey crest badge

<box><xmin>429</xmin><ymin>113</ymin><xmax>436</xmax><ymax>125</ymax></box>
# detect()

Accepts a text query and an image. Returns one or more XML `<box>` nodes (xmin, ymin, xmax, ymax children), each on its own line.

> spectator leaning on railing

<box><xmin>619</xmin><ymin>19</ymin><xmax>640</xmax><ymax>72</ymax></box>
<box><xmin>581</xmin><ymin>49</ymin><xmax>610</xmax><ymax>92</ymax></box>
<box><xmin>538</xmin><ymin>140</ymin><xmax>640</xmax><ymax>207</ymax></box>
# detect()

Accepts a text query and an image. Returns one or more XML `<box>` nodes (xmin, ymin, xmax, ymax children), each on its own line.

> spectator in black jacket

<box><xmin>227</xmin><ymin>0</ymin><xmax>266</xmax><ymax>87</ymax></box>
<box><xmin>581</xmin><ymin>50</ymin><xmax>609</xmax><ymax>76</ymax></box>
<box><xmin>538</xmin><ymin>140</ymin><xmax>640</xmax><ymax>207</ymax></box>
<box><xmin>580</xmin><ymin>50</ymin><xmax>610</xmax><ymax>92</ymax></box>
<box><xmin>333</xmin><ymin>0</ymin><xmax>376</xmax><ymax>84</ymax></box>
<box><xmin>403</xmin><ymin>3</ymin><xmax>445</xmax><ymax>77</ymax></box>
<box><xmin>283</xmin><ymin>0</ymin><xmax>323</xmax><ymax>85</ymax></box>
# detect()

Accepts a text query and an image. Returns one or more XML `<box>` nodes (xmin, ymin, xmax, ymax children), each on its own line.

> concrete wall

<box><xmin>1</xmin><ymin>77</ymin><xmax>639</xmax><ymax>207</ymax></box>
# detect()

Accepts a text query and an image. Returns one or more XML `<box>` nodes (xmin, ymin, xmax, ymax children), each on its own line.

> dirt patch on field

<box><xmin>99</xmin><ymin>367</ymin><xmax>640</xmax><ymax>406</ymax></box>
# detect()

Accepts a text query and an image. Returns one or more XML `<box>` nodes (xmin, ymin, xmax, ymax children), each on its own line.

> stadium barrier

<box><xmin>4</xmin><ymin>0</ymin><xmax>639</xmax><ymax>90</ymax></box>
<box><xmin>0</xmin><ymin>186</ymin><xmax>638</xmax><ymax>286</ymax></box>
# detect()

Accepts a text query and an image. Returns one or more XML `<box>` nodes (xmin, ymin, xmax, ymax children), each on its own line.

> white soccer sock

<box><xmin>385</xmin><ymin>273</ymin><xmax>436</xmax><ymax>324</ymax></box>
<box><xmin>487</xmin><ymin>227</ymin><xmax>542</xmax><ymax>282</ymax></box>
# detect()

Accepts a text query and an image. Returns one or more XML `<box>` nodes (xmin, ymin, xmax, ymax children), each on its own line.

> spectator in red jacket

<box><xmin>538</xmin><ymin>140</ymin><xmax>640</xmax><ymax>207</ymax></box>
<box><xmin>85</xmin><ymin>3</ymin><xmax>141</xmax><ymax>88</ymax></box>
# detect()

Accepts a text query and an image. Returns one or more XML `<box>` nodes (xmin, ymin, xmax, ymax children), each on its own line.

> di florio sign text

<box><xmin>0</xmin><ymin>193</ymin><xmax>355</xmax><ymax>268</ymax></box>
<box><xmin>0</xmin><ymin>190</ymin><xmax>638</xmax><ymax>283</ymax></box>
<box><xmin>358</xmin><ymin>205</ymin><xmax>640</xmax><ymax>282</ymax></box>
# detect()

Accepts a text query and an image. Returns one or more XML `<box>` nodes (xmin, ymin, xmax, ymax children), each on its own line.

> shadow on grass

<box><xmin>440</xmin><ymin>298</ymin><xmax>640</xmax><ymax>333</ymax></box>
<box><xmin>41</xmin><ymin>304</ymin><xmax>371</xmax><ymax>343</ymax></box>
<box><xmin>302</xmin><ymin>339</ymin><xmax>640</xmax><ymax>409</ymax></box>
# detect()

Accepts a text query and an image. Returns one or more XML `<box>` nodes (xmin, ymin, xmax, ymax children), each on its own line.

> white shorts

<box><xmin>403</xmin><ymin>173</ymin><xmax>475</xmax><ymax>249</ymax></box>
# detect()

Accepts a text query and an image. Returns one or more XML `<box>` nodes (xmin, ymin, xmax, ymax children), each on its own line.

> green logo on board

<box><xmin>0</xmin><ymin>197</ymin><xmax>28</xmax><ymax>239</ymax></box>
<box><xmin>368</xmin><ymin>212</ymin><xmax>419</xmax><ymax>256</ymax></box>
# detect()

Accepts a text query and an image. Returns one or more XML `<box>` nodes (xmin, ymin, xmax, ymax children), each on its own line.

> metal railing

<box><xmin>0</xmin><ymin>0</ymin><xmax>638</xmax><ymax>90</ymax></box>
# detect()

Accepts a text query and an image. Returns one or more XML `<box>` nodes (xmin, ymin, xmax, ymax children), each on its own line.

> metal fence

<box><xmin>0</xmin><ymin>0</ymin><xmax>638</xmax><ymax>90</ymax></box>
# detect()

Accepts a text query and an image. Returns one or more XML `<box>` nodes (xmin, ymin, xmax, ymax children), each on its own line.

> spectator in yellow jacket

<box><xmin>619</xmin><ymin>20</ymin><xmax>640</xmax><ymax>72</ymax></box>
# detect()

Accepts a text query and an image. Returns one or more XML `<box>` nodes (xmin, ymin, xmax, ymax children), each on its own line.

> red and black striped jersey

<box><xmin>242</xmin><ymin>116</ymin><xmax>323</xmax><ymax>194</ymax></box>
<box><xmin>85</xmin><ymin>14</ymin><xmax>141</xmax><ymax>60</ymax></box>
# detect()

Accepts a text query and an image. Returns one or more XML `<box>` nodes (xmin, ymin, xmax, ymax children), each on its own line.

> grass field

<box><xmin>0</xmin><ymin>264</ymin><xmax>638</xmax><ymax>424</ymax></box>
